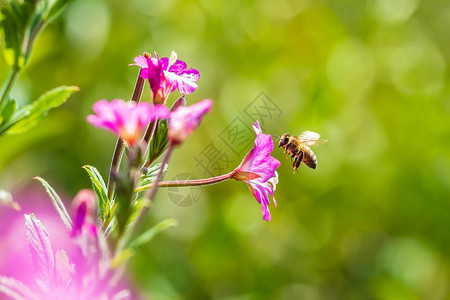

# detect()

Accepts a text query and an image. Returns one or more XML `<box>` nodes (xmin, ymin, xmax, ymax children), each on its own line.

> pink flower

<box><xmin>232</xmin><ymin>121</ymin><xmax>280</xmax><ymax>221</ymax></box>
<box><xmin>160</xmin><ymin>53</ymin><xmax>200</xmax><ymax>95</ymax></box>
<box><xmin>87</xmin><ymin>99</ymin><xmax>170</xmax><ymax>146</ymax></box>
<box><xmin>132</xmin><ymin>51</ymin><xmax>199</xmax><ymax>104</ymax></box>
<box><xmin>0</xmin><ymin>213</ymin><xmax>130</xmax><ymax>300</ymax></box>
<box><xmin>168</xmin><ymin>99</ymin><xmax>212</xmax><ymax>145</ymax></box>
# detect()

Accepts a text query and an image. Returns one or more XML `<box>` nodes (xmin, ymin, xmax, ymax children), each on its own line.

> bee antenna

<box><xmin>270</xmin><ymin>134</ymin><xmax>280</xmax><ymax>141</ymax></box>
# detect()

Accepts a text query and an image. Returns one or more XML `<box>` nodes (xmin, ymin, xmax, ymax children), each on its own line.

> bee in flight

<box><xmin>278</xmin><ymin>131</ymin><xmax>327</xmax><ymax>172</ymax></box>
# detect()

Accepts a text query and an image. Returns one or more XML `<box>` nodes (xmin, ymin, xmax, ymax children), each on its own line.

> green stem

<box><xmin>0</xmin><ymin>66</ymin><xmax>20</xmax><ymax>108</ymax></box>
<box><xmin>113</xmin><ymin>144</ymin><xmax>174</xmax><ymax>258</ymax></box>
<box><xmin>107</xmin><ymin>72</ymin><xmax>145</xmax><ymax>199</ymax></box>
<box><xmin>144</xmin><ymin>144</ymin><xmax>173</xmax><ymax>202</ymax></box>
<box><xmin>23</xmin><ymin>20</ymin><xmax>45</xmax><ymax>65</ymax></box>
<box><xmin>134</xmin><ymin>172</ymin><xmax>233</xmax><ymax>192</ymax></box>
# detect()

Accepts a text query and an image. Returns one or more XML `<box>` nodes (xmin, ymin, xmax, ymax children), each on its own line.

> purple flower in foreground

<box><xmin>168</xmin><ymin>99</ymin><xmax>212</xmax><ymax>145</ymax></box>
<box><xmin>0</xmin><ymin>213</ymin><xmax>130</xmax><ymax>300</ymax></box>
<box><xmin>232</xmin><ymin>121</ymin><xmax>280</xmax><ymax>221</ymax></box>
<box><xmin>133</xmin><ymin>51</ymin><xmax>199</xmax><ymax>103</ymax></box>
<box><xmin>87</xmin><ymin>99</ymin><xmax>170</xmax><ymax>146</ymax></box>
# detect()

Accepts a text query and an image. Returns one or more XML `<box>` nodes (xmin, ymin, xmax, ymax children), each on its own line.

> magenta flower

<box><xmin>132</xmin><ymin>51</ymin><xmax>199</xmax><ymax>103</ymax></box>
<box><xmin>0</xmin><ymin>213</ymin><xmax>130</xmax><ymax>300</ymax></box>
<box><xmin>87</xmin><ymin>99</ymin><xmax>170</xmax><ymax>146</ymax></box>
<box><xmin>232</xmin><ymin>121</ymin><xmax>280</xmax><ymax>221</ymax></box>
<box><xmin>168</xmin><ymin>99</ymin><xmax>212</xmax><ymax>145</ymax></box>
<box><xmin>161</xmin><ymin>54</ymin><xmax>200</xmax><ymax>95</ymax></box>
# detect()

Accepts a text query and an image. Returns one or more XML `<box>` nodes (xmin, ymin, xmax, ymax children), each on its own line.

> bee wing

<box><xmin>313</xmin><ymin>139</ymin><xmax>328</xmax><ymax>146</ymax></box>
<box><xmin>298</xmin><ymin>131</ymin><xmax>321</xmax><ymax>146</ymax></box>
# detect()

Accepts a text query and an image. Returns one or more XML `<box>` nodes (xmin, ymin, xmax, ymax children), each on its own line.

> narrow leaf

<box><xmin>7</xmin><ymin>86</ymin><xmax>79</xmax><ymax>134</ymax></box>
<box><xmin>24</xmin><ymin>214</ymin><xmax>54</xmax><ymax>292</ymax></box>
<box><xmin>0</xmin><ymin>3</ymin><xmax>24</xmax><ymax>67</ymax></box>
<box><xmin>34</xmin><ymin>176</ymin><xmax>73</xmax><ymax>231</ymax></box>
<box><xmin>148</xmin><ymin>119</ymin><xmax>168</xmax><ymax>164</ymax></box>
<box><xmin>0</xmin><ymin>104</ymin><xmax>31</xmax><ymax>135</ymax></box>
<box><xmin>129</xmin><ymin>218</ymin><xmax>178</xmax><ymax>249</ymax></box>
<box><xmin>0</xmin><ymin>275</ymin><xmax>37</xmax><ymax>300</ymax></box>
<box><xmin>111</xmin><ymin>249</ymin><xmax>135</xmax><ymax>269</ymax></box>
<box><xmin>82</xmin><ymin>165</ymin><xmax>109</xmax><ymax>223</ymax></box>
<box><xmin>46</xmin><ymin>0</ymin><xmax>75</xmax><ymax>22</ymax></box>
<box><xmin>137</xmin><ymin>163</ymin><xmax>167</xmax><ymax>190</ymax></box>
<box><xmin>0</xmin><ymin>0</ymin><xmax>39</xmax><ymax>67</ymax></box>
<box><xmin>0</xmin><ymin>99</ymin><xmax>16</xmax><ymax>125</ymax></box>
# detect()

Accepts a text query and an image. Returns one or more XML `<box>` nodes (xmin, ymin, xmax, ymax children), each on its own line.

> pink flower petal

<box><xmin>87</xmin><ymin>99</ymin><xmax>169</xmax><ymax>146</ymax></box>
<box><xmin>24</xmin><ymin>214</ymin><xmax>54</xmax><ymax>291</ymax></box>
<box><xmin>168</xmin><ymin>99</ymin><xmax>212</xmax><ymax>145</ymax></box>
<box><xmin>232</xmin><ymin>121</ymin><xmax>280</xmax><ymax>221</ymax></box>
<box><xmin>0</xmin><ymin>276</ymin><xmax>38</xmax><ymax>300</ymax></box>
<box><xmin>132</xmin><ymin>55</ymin><xmax>148</xmax><ymax>69</ymax></box>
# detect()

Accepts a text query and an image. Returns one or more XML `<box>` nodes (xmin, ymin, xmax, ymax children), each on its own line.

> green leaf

<box><xmin>137</xmin><ymin>163</ymin><xmax>167</xmax><ymax>190</ymax></box>
<box><xmin>82</xmin><ymin>165</ymin><xmax>109</xmax><ymax>223</ymax></box>
<box><xmin>129</xmin><ymin>218</ymin><xmax>178</xmax><ymax>249</ymax></box>
<box><xmin>0</xmin><ymin>0</ymin><xmax>38</xmax><ymax>67</ymax></box>
<box><xmin>1</xmin><ymin>99</ymin><xmax>16</xmax><ymax>124</ymax></box>
<box><xmin>134</xmin><ymin>163</ymin><xmax>168</xmax><ymax>193</ymax></box>
<box><xmin>0</xmin><ymin>98</ymin><xmax>16</xmax><ymax>125</ymax></box>
<box><xmin>34</xmin><ymin>176</ymin><xmax>73</xmax><ymax>231</ymax></box>
<box><xmin>148</xmin><ymin>119</ymin><xmax>168</xmax><ymax>164</ymax></box>
<box><xmin>0</xmin><ymin>104</ymin><xmax>31</xmax><ymax>135</ymax></box>
<box><xmin>0</xmin><ymin>0</ymin><xmax>73</xmax><ymax>68</ymax></box>
<box><xmin>111</xmin><ymin>248</ymin><xmax>135</xmax><ymax>268</ymax></box>
<box><xmin>46</xmin><ymin>0</ymin><xmax>74</xmax><ymax>22</ymax></box>
<box><xmin>7</xmin><ymin>85</ymin><xmax>78</xmax><ymax>134</ymax></box>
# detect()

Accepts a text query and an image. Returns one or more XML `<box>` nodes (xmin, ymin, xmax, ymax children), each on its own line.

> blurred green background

<box><xmin>1</xmin><ymin>0</ymin><xmax>449</xmax><ymax>299</ymax></box>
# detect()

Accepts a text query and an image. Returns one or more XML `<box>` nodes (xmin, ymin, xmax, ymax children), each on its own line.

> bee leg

<box><xmin>291</xmin><ymin>150</ymin><xmax>299</xmax><ymax>162</ymax></box>
<box><xmin>294</xmin><ymin>152</ymin><xmax>303</xmax><ymax>171</ymax></box>
<box><xmin>291</xmin><ymin>157</ymin><xmax>297</xmax><ymax>173</ymax></box>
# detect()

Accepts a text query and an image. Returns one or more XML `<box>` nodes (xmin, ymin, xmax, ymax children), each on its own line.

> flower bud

<box><xmin>71</xmin><ymin>189</ymin><xmax>96</xmax><ymax>237</ymax></box>
<box><xmin>168</xmin><ymin>99</ymin><xmax>212</xmax><ymax>145</ymax></box>
<box><xmin>170</xmin><ymin>96</ymin><xmax>186</xmax><ymax>112</ymax></box>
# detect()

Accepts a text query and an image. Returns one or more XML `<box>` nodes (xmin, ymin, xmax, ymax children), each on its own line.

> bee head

<box><xmin>279</xmin><ymin>133</ymin><xmax>290</xmax><ymax>147</ymax></box>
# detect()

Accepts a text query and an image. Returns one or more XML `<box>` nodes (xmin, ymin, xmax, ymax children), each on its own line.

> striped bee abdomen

<box><xmin>302</xmin><ymin>145</ymin><xmax>318</xmax><ymax>169</ymax></box>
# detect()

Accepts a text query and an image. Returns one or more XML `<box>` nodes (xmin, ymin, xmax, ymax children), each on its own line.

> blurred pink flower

<box><xmin>232</xmin><ymin>121</ymin><xmax>280</xmax><ymax>221</ymax></box>
<box><xmin>168</xmin><ymin>99</ymin><xmax>212</xmax><ymax>145</ymax></box>
<box><xmin>132</xmin><ymin>51</ymin><xmax>199</xmax><ymax>104</ymax></box>
<box><xmin>87</xmin><ymin>99</ymin><xmax>170</xmax><ymax>146</ymax></box>
<box><xmin>0</xmin><ymin>187</ymin><xmax>131</xmax><ymax>300</ymax></box>
<box><xmin>0</xmin><ymin>213</ymin><xmax>129</xmax><ymax>300</ymax></box>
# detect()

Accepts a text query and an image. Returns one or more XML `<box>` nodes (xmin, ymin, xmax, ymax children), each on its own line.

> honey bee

<box><xmin>278</xmin><ymin>131</ymin><xmax>327</xmax><ymax>172</ymax></box>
